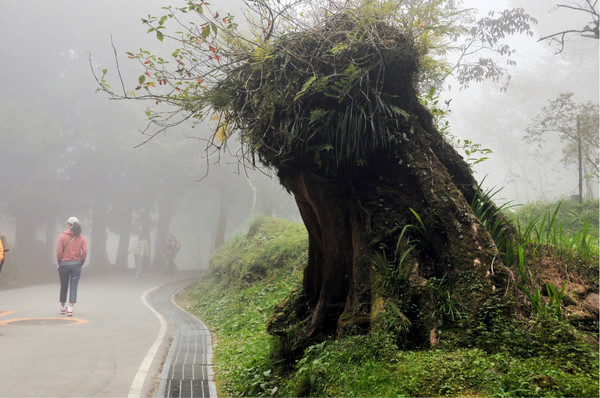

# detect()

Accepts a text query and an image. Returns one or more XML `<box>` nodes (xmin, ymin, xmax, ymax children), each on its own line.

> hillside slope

<box><xmin>183</xmin><ymin>215</ymin><xmax>598</xmax><ymax>397</ymax></box>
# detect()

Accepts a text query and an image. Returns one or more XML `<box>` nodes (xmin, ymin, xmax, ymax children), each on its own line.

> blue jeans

<box><xmin>58</xmin><ymin>262</ymin><xmax>83</xmax><ymax>304</ymax></box>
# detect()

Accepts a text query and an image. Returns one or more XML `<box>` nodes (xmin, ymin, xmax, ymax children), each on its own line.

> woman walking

<box><xmin>56</xmin><ymin>217</ymin><xmax>87</xmax><ymax>317</ymax></box>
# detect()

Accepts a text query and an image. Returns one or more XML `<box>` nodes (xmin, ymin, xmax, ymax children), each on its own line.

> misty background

<box><xmin>450</xmin><ymin>0</ymin><xmax>599</xmax><ymax>203</ymax></box>
<box><xmin>0</xmin><ymin>1</ymin><xmax>597</xmax><ymax>285</ymax></box>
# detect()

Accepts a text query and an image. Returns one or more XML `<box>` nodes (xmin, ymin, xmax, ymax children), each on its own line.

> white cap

<box><xmin>66</xmin><ymin>217</ymin><xmax>79</xmax><ymax>224</ymax></box>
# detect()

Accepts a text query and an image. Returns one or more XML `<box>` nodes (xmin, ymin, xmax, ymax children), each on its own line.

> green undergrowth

<box><xmin>285</xmin><ymin>332</ymin><xmax>597</xmax><ymax>397</ymax></box>
<box><xmin>509</xmin><ymin>198</ymin><xmax>599</xmax><ymax>292</ymax></box>
<box><xmin>183</xmin><ymin>215</ymin><xmax>307</xmax><ymax>396</ymax></box>
<box><xmin>185</xmin><ymin>214</ymin><xmax>599</xmax><ymax>397</ymax></box>
<box><xmin>511</xmin><ymin>199</ymin><xmax>599</xmax><ymax>240</ymax></box>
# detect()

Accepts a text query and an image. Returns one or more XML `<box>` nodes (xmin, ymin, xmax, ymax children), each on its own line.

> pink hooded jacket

<box><xmin>56</xmin><ymin>229</ymin><xmax>87</xmax><ymax>264</ymax></box>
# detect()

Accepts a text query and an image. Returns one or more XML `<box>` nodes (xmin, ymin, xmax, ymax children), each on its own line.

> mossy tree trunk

<box><xmin>268</xmin><ymin>111</ymin><xmax>513</xmax><ymax>356</ymax></box>
<box><xmin>202</xmin><ymin>9</ymin><xmax>516</xmax><ymax>357</ymax></box>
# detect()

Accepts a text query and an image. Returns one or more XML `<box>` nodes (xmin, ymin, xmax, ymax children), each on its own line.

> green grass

<box><xmin>511</xmin><ymin>199</ymin><xmax>598</xmax><ymax>239</ymax></box>
<box><xmin>184</xmin><ymin>215</ymin><xmax>306</xmax><ymax>396</ymax></box>
<box><xmin>284</xmin><ymin>335</ymin><xmax>598</xmax><ymax>397</ymax></box>
<box><xmin>508</xmin><ymin>200</ymin><xmax>598</xmax><ymax>317</ymax></box>
<box><xmin>186</xmin><ymin>213</ymin><xmax>599</xmax><ymax>397</ymax></box>
<box><xmin>516</xmin><ymin>205</ymin><xmax>598</xmax><ymax>262</ymax></box>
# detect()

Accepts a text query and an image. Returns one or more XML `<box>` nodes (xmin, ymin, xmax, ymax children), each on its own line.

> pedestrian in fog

<box><xmin>164</xmin><ymin>234</ymin><xmax>180</xmax><ymax>274</ymax></box>
<box><xmin>56</xmin><ymin>217</ymin><xmax>87</xmax><ymax>317</ymax></box>
<box><xmin>129</xmin><ymin>230</ymin><xmax>150</xmax><ymax>278</ymax></box>
<box><xmin>0</xmin><ymin>233</ymin><xmax>6</xmax><ymax>274</ymax></box>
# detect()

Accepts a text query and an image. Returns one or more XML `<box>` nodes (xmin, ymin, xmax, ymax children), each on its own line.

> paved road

<box><xmin>0</xmin><ymin>271</ymin><xmax>211</xmax><ymax>397</ymax></box>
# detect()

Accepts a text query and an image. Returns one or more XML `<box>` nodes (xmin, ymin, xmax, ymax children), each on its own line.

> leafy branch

<box><xmin>90</xmin><ymin>0</ymin><xmax>538</xmax><ymax>159</ymax></box>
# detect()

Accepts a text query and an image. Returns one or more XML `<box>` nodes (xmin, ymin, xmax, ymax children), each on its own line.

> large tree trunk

<box><xmin>267</xmin><ymin>115</ymin><xmax>513</xmax><ymax>356</ymax></box>
<box><xmin>154</xmin><ymin>197</ymin><xmax>173</xmax><ymax>270</ymax></box>
<box><xmin>115</xmin><ymin>202</ymin><xmax>134</xmax><ymax>269</ymax></box>
<box><xmin>89</xmin><ymin>196</ymin><xmax>111</xmax><ymax>268</ymax></box>
<box><xmin>14</xmin><ymin>209</ymin><xmax>51</xmax><ymax>284</ymax></box>
<box><xmin>292</xmin><ymin>171</ymin><xmax>355</xmax><ymax>339</ymax></box>
<box><xmin>44</xmin><ymin>214</ymin><xmax>57</xmax><ymax>261</ymax></box>
<box><xmin>214</xmin><ymin>183</ymin><xmax>230</xmax><ymax>250</ymax></box>
<box><xmin>218</xmin><ymin>10</ymin><xmax>518</xmax><ymax>358</ymax></box>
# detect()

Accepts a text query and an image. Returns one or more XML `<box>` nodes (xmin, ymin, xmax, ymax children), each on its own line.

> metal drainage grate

<box><xmin>153</xmin><ymin>278</ymin><xmax>217</xmax><ymax>398</ymax></box>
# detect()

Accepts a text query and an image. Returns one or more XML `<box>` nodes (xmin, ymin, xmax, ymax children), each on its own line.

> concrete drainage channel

<box><xmin>150</xmin><ymin>277</ymin><xmax>217</xmax><ymax>398</ymax></box>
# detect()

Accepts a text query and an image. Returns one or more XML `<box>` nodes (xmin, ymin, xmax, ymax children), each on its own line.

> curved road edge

<box><xmin>169</xmin><ymin>289</ymin><xmax>217</xmax><ymax>398</ymax></box>
<box><xmin>129</xmin><ymin>275</ymin><xmax>216</xmax><ymax>398</ymax></box>
<box><xmin>128</xmin><ymin>283</ymin><xmax>169</xmax><ymax>398</ymax></box>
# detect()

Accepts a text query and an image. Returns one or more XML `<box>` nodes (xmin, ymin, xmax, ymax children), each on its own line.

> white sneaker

<box><xmin>67</xmin><ymin>306</ymin><xmax>73</xmax><ymax>317</ymax></box>
<box><xmin>60</xmin><ymin>305</ymin><xmax>67</xmax><ymax>315</ymax></box>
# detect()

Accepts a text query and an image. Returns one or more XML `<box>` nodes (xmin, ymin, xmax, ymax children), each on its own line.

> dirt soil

<box><xmin>529</xmin><ymin>250</ymin><xmax>599</xmax><ymax>330</ymax></box>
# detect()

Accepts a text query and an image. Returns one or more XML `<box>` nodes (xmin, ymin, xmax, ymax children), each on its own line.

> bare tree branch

<box><xmin>538</xmin><ymin>1</ymin><xmax>599</xmax><ymax>53</ymax></box>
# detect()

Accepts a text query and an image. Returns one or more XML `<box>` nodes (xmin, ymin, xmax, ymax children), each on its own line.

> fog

<box><xmin>0</xmin><ymin>1</ymin><xmax>597</xmax><ymax>285</ymax></box>
<box><xmin>0</xmin><ymin>0</ymin><xmax>299</xmax><ymax>284</ymax></box>
<box><xmin>447</xmin><ymin>0</ymin><xmax>599</xmax><ymax>203</ymax></box>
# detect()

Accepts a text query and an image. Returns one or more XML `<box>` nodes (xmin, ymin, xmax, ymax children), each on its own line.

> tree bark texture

<box><xmin>267</xmin><ymin>107</ymin><xmax>513</xmax><ymax>355</ymax></box>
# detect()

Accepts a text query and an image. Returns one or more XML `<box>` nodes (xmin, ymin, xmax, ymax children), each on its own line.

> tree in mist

<box><xmin>127</xmin><ymin>137</ymin><xmax>204</xmax><ymax>270</ymax></box>
<box><xmin>347</xmin><ymin>1</ymin><xmax>536</xmax><ymax>91</ymax></box>
<box><xmin>1</xmin><ymin>41</ymin><xmax>134</xmax><ymax>279</ymax></box>
<box><xmin>0</xmin><ymin>43</ymin><xmax>100</xmax><ymax>280</ymax></box>
<box><xmin>447</xmin><ymin>7</ymin><xmax>536</xmax><ymax>90</ymax></box>
<box><xmin>538</xmin><ymin>0</ymin><xmax>599</xmax><ymax>53</ymax></box>
<box><xmin>0</xmin><ymin>2</ymin><xmax>250</xmax><ymax>284</ymax></box>
<box><xmin>93</xmin><ymin>0</ymin><xmax>544</xmax><ymax>353</ymax></box>
<box><xmin>212</xmin><ymin>3</ymin><xmax>516</xmax><ymax>353</ymax></box>
<box><xmin>526</xmin><ymin>92</ymin><xmax>599</xmax><ymax>202</ymax></box>
<box><xmin>0</xmin><ymin>98</ymin><xmax>65</xmax><ymax>282</ymax></box>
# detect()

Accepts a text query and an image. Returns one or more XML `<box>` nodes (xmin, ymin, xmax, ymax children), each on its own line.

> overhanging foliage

<box><xmin>210</xmin><ymin>9</ymin><xmax>422</xmax><ymax>173</ymax></box>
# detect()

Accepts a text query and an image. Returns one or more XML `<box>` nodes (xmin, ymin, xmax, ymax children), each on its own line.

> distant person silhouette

<box><xmin>130</xmin><ymin>230</ymin><xmax>150</xmax><ymax>278</ymax></box>
<box><xmin>0</xmin><ymin>233</ymin><xmax>7</xmax><ymax>274</ymax></box>
<box><xmin>56</xmin><ymin>217</ymin><xmax>87</xmax><ymax>317</ymax></box>
<box><xmin>164</xmin><ymin>234</ymin><xmax>180</xmax><ymax>274</ymax></box>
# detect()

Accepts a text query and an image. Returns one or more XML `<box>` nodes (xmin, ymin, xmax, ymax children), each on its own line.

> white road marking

<box><xmin>128</xmin><ymin>284</ymin><xmax>168</xmax><ymax>398</ymax></box>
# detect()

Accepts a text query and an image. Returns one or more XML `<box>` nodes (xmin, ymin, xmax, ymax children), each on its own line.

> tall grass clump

<box><xmin>512</xmin><ymin>199</ymin><xmax>599</xmax><ymax>261</ymax></box>
<box><xmin>472</xmin><ymin>190</ymin><xmax>597</xmax><ymax>321</ymax></box>
<box><xmin>469</xmin><ymin>182</ymin><xmax>515</xmax><ymax>264</ymax></box>
<box><xmin>512</xmin><ymin>201</ymin><xmax>599</xmax><ymax>265</ymax></box>
<box><xmin>513</xmin><ymin>199</ymin><xmax>599</xmax><ymax>238</ymax></box>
